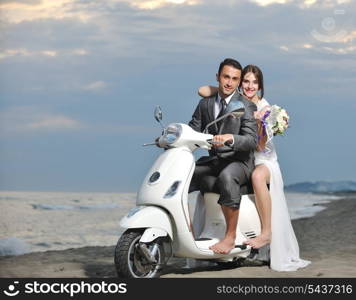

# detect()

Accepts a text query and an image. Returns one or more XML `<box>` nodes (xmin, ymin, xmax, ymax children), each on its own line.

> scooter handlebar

<box><xmin>207</xmin><ymin>139</ymin><xmax>233</xmax><ymax>147</ymax></box>
<box><xmin>143</xmin><ymin>124</ymin><xmax>218</xmax><ymax>150</ymax></box>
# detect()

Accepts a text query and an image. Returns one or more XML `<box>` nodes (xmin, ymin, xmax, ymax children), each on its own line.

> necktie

<box><xmin>215</xmin><ymin>98</ymin><xmax>227</xmax><ymax>132</ymax></box>
<box><xmin>217</xmin><ymin>98</ymin><xmax>227</xmax><ymax>119</ymax></box>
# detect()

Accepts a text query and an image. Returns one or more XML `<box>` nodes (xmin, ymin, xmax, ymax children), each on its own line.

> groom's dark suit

<box><xmin>189</xmin><ymin>92</ymin><xmax>257</xmax><ymax>208</ymax></box>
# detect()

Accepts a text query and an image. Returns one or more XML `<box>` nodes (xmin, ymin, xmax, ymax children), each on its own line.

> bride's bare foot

<box><xmin>209</xmin><ymin>237</ymin><xmax>235</xmax><ymax>254</ymax></box>
<box><xmin>244</xmin><ymin>233</ymin><xmax>271</xmax><ymax>249</ymax></box>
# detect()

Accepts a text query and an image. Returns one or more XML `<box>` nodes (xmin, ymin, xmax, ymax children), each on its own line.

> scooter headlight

<box><xmin>161</xmin><ymin>123</ymin><xmax>182</xmax><ymax>145</ymax></box>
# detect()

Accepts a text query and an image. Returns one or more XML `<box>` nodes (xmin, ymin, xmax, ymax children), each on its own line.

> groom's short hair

<box><xmin>218</xmin><ymin>58</ymin><xmax>242</xmax><ymax>75</ymax></box>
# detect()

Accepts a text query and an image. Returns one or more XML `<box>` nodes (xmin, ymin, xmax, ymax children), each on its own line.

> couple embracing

<box><xmin>188</xmin><ymin>58</ymin><xmax>310</xmax><ymax>272</ymax></box>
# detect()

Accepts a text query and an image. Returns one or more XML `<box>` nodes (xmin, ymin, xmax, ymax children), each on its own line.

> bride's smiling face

<box><xmin>241</xmin><ymin>72</ymin><xmax>259</xmax><ymax>100</ymax></box>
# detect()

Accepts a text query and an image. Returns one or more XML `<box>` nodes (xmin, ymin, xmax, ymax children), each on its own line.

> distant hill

<box><xmin>285</xmin><ymin>181</ymin><xmax>356</xmax><ymax>193</ymax></box>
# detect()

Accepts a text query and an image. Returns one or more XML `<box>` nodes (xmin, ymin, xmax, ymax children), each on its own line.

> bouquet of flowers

<box><xmin>255</xmin><ymin>104</ymin><xmax>290</xmax><ymax>152</ymax></box>
<box><xmin>264</xmin><ymin>105</ymin><xmax>290</xmax><ymax>136</ymax></box>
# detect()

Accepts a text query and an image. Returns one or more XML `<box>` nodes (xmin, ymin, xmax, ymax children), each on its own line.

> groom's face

<box><xmin>216</xmin><ymin>65</ymin><xmax>241</xmax><ymax>98</ymax></box>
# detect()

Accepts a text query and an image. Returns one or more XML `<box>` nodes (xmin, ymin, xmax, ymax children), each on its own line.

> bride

<box><xmin>197</xmin><ymin>64</ymin><xmax>310</xmax><ymax>271</ymax></box>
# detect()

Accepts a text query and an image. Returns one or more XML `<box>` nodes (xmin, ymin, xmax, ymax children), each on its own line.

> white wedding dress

<box><xmin>254</xmin><ymin>98</ymin><xmax>310</xmax><ymax>271</ymax></box>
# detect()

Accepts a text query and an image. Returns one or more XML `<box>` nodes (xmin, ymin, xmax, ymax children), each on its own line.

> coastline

<box><xmin>1</xmin><ymin>195</ymin><xmax>356</xmax><ymax>278</ymax></box>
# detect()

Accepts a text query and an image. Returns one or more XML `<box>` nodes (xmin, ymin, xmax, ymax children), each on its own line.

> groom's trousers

<box><xmin>188</xmin><ymin>158</ymin><xmax>250</xmax><ymax>209</ymax></box>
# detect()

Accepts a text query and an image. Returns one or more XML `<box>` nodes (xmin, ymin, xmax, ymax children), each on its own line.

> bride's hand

<box><xmin>198</xmin><ymin>85</ymin><xmax>218</xmax><ymax>98</ymax></box>
<box><xmin>254</xmin><ymin>111</ymin><xmax>264</xmax><ymax>120</ymax></box>
<box><xmin>254</xmin><ymin>106</ymin><xmax>271</xmax><ymax>120</ymax></box>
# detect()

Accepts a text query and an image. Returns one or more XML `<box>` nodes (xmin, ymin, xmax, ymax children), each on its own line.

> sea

<box><xmin>0</xmin><ymin>190</ymin><xmax>343</xmax><ymax>256</ymax></box>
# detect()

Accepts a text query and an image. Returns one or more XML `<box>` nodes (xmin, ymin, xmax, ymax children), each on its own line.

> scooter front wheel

<box><xmin>114</xmin><ymin>229</ymin><xmax>166</xmax><ymax>278</ymax></box>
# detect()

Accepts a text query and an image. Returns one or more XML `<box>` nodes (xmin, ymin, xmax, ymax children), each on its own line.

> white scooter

<box><xmin>114</xmin><ymin>106</ymin><xmax>261</xmax><ymax>278</ymax></box>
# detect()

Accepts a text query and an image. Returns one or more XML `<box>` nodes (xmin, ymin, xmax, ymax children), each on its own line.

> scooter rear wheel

<box><xmin>114</xmin><ymin>229</ymin><xmax>166</xmax><ymax>278</ymax></box>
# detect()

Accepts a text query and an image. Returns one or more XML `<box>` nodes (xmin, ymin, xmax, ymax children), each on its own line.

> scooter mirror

<box><xmin>231</xmin><ymin>107</ymin><xmax>245</xmax><ymax>118</ymax></box>
<box><xmin>154</xmin><ymin>106</ymin><xmax>163</xmax><ymax>123</ymax></box>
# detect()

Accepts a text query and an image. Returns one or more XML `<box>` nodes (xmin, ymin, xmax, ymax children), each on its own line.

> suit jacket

<box><xmin>189</xmin><ymin>92</ymin><xmax>258</xmax><ymax>174</ymax></box>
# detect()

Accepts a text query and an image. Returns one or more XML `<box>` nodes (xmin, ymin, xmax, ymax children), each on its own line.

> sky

<box><xmin>0</xmin><ymin>0</ymin><xmax>355</xmax><ymax>192</ymax></box>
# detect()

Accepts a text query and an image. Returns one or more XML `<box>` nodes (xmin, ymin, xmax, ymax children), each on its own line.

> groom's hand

<box><xmin>212</xmin><ymin>134</ymin><xmax>234</xmax><ymax>147</ymax></box>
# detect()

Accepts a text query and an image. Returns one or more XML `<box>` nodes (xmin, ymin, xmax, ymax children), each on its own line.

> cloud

<box><xmin>0</xmin><ymin>48</ymin><xmax>88</xmax><ymax>60</ymax></box>
<box><xmin>1</xmin><ymin>1</ymin><xmax>355</xmax><ymax>95</ymax></box>
<box><xmin>0</xmin><ymin>48</ymin><xmax>32</xmax><ymax>59</ymax></box>
<box><xmin>27</xmin><ymin>116</ymin><xmax>83</xmax><ymax>130</ymax></box>
<box><xmin>72</xmin><ymin>49</ymin><xmax>89</xmax><ymax>56</ymax></box>
<box><xmin>130</xmin><ymin>0</ymin><xmax>200</xmax><ymax>10</ymax></box>
<box><xmin>0</xmin><ymin>106</ymin><xmax>85</xmax><ymax>135</ymax></box>
<box><xmin>1</xmin><ymin>0</ymin><xmax>354</xmax><ymax>65</ymax></box>
<box><xmin>251</xmin><ymin>0</ymin><xmax>352</xmax><ymax>7</ymax></box>
<box><xmin>251</xmin><ymin>0</ymin><xmax>292</xmax><ymax>6</ymax></box>
<box><xmin>340</xmin><ymin>30</ymin><xmax>356</xmax><ymax>43</ymax></box>
<box><xmin>0</xmin><ymin>106</ymin><xmax>156</xmax><ymax>137</ymax></box>
<box><xmin>0</xmin><ymin>0</ymin><xmax>354</xmax><ymax>109</ymax></box>
<box><xmin>322</xmin><ymin>45</ymin><xmax>356</xmax><ymax>54</ymax></box>
<box><xmin>280</xmin><ymin>45</ymin><xmax>289</xmax><ymax>51</ymax></box>
<box><xmin>0</xmin><ymin>0</ymin><xmax>93</xmax><ymax>24</ymax></box>
<box><xmin>0</xmin><ymin>0</ymin><xmax>42</xmax><ymax>5</ymax></box>
<box><xmin>0</xmin><ymin>0</ymin><xmax>353</xmax><ymax>26</ymax></box>
<box><xmin>0</xmin><ymin>0</ymin><xmax>201</xmax><ymax>24</ymax></box>
<box><xmin>40</xmin><ymin>50</ymin><xmax>57</xmax><ymax>57</ymax></box>
<box><xmin>82</xmin><ymin>81</ymin><xmax>108</xmax><ymax>91</ymax></box>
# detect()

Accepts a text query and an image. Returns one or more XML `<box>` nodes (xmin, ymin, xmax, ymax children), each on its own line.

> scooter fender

<box><xmin>140</xmin><ymin>228</ymin><xmax>169</xmax><ymax>243</ymax></box>
<box><xmin>119</xmin><ymin>206</ymin><xmax>173</xmax><ymax>241</ymax></box>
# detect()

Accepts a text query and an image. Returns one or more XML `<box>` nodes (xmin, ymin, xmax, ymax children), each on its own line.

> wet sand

<box><xmin>1</xmin><ymin>195</ymin><xmax>356</xmax><ymax>278</ymax></box>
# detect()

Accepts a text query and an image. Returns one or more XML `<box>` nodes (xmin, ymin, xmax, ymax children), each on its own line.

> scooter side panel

<box><xmin>136</xmin><ymin>148</ymin><xmax>195</xmax><ymax>235</ymax></box>
<box><xmin>237</xmin><ymin>194</ymin><xmax>261</xmax><ymax>242</ymax></box>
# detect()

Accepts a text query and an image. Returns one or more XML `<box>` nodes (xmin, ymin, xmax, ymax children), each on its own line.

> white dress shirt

<box><xmin>214</xmin><ymin>90</ymin><xmax>236</xmax><ymax>119</ymax></box>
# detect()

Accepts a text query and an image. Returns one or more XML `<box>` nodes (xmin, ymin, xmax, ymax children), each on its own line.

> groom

<box><xmin>188</xmin><ymin>58</ymin><xmax>258</xmax><ymax>254</ymax></box>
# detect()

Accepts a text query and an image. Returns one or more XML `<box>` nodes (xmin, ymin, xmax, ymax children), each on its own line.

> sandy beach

<box><xmin>1</xmin><ymin>194</ymin><xmax>356</xmax><ymax>278</ymax></box>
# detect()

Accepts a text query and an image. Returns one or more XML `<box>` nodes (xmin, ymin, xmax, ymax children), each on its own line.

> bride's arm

<box><xmin>198</xmin><ymin>85</ymin><xmax>218</xmax><ymax>98</ymax></box>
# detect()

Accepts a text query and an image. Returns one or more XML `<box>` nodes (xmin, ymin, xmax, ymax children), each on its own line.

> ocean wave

<box><xmin>31</xmin><ymin>203</ymin><xmax>120</xmax><ymax>211</ymax></box>
<box><xmin>286</xmin><ymin>192</ymin><xmax>343</xmax><ymax>220</ymax></box>
<box><xmin>0</xmin><ymin>237</ymin><xmax>30</xmax><ymax>256</ymax></box>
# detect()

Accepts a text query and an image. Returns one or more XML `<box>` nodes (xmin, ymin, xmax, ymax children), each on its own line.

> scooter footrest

<box><xmin>234</xmin><ymin>244</ymin><xmax>247</xmax><ymax>250</ymax></box>
<box><xmin>195</xmin><ymin>238</ymin><xmax>219</xmax><ymax>250</ymax></box>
